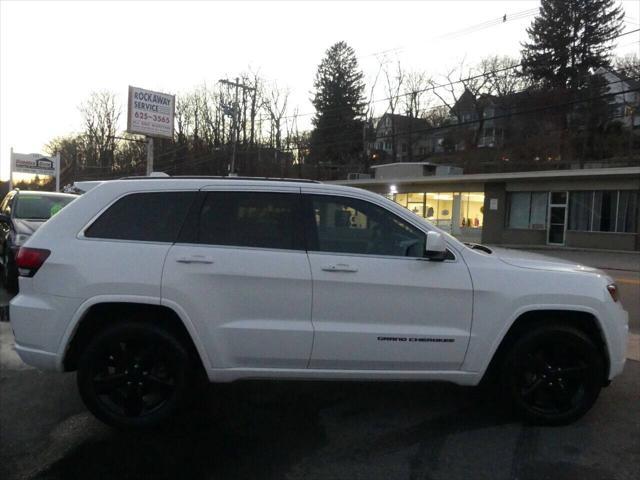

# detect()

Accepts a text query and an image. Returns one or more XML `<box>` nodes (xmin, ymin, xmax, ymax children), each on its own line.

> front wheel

<box><xmin>502</xmin><ymin>324</ymin><xmax>604</xmax><ymax>425</ymax></box>
<box><xmin>77</xmin><ymin>322</ymin><xmax>193</xmax><ymax>429</ymax></box>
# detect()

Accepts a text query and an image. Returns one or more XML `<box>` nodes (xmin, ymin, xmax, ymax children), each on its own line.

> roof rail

<box><xmin>118</xmin><ymin>175</ymin><xmax>322</xmax><ymax>184</ymax></box>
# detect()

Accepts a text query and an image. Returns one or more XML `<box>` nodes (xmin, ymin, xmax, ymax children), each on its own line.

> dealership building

<box><xmin>334</xmin><ymin>163</ymin><xmax>640</xmax><ymax>251</ymax></box>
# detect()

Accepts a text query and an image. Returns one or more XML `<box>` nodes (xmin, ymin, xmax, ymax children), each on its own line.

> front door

<box><xmin>547</xmin><ymin>191</ymin><xmax>568</xmax><ymax>245</ymax></box>
<box><xmin>302</xmin><ymin>191</ymin><xmax>473</xmax><ymax>371</ymax></box>
<box><xmin>161</xmin><ymin>187</ymin><xmax>313</xmax><ymax>370</ymax></box>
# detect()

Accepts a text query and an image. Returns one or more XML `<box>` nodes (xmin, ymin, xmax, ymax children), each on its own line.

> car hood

<box><xmin>12</xmin><ymin>218</ymin><xmax>45</xmax><ymax>235</ymax></box>
<box><xmin>490</xmin><ymin>247</ymin><xmax>603</xmax><ymax>275</ymax></box>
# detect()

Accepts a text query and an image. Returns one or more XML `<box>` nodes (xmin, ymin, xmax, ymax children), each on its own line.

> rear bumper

<box><xmin>10</xmin><ymin>291</ymin><xmax>82</xmax><ymax>372</ymax></box>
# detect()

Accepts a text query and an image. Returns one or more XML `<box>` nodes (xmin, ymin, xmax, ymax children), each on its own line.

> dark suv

<box><xmin>0</xmin><ymin>190</ymin><xmax>76</xmax><ymax>291</ymax></box>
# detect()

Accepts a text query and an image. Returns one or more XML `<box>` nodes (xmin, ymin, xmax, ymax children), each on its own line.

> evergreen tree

<box><xmin>310</xmin><ymin>41</ymin><xmax>366</xmax><ymax>165</ymax></box>
<box><xmin>521</xmin><ymin>0</ymin><xmax>624</xmax><ymax>89</ymax></box>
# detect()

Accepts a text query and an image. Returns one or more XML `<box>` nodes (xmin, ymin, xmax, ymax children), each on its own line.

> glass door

<box><xmin>547</xmin><ymin>192</ymin><xmax>568</xmax><ymax>245</ymax></box>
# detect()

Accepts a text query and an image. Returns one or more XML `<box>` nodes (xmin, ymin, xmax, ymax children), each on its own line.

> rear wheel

<box><xmin>77</xmin><ymin>321</ymin><xmax>193</xmax><ymax>429</ymax></box>
<box><xmin>501</xmin><ymin>324</ymin><xmax>604</xmax><ymax>425</ymax></box>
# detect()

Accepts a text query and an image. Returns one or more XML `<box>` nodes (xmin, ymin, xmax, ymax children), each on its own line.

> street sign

<box><xmin>127</xmin><ymin>86</ymin><xmax>175</xmax><ymax>139</ymax></box>
<box><xmin>9</xmin><ymin>150</ymin><xmax>61</xmax><ymax>191</ymax></box>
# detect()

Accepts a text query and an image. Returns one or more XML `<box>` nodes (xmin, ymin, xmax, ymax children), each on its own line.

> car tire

<box><xmin>77</xmin><ymin>321</ymin><xmax>193</xmax><ymax>429</ymax></box>
<box><xmin>501</xmin><ymin>324</ymin><xmax>604</xmax><ymax>426</ymax></box>
<box><xmin>2</xmin><ymin>247</ymin><xmax>18</xmax><ymax>293</ymax></box>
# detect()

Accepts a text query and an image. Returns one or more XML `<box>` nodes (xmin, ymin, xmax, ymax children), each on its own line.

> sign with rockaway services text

<box><xmin>127</xmin><ymin>86</ymin><xmax>175</xmax><ymax>138</ymax></box>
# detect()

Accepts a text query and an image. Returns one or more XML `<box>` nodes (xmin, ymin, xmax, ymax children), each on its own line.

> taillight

<box><xmin>15</xmin><ymin>247</ymin><xmax>50</xmax><ymax>277</ymax></box>
<box><xmin>606</xmin><ymin>284</ymin><xmax>619</xmax><ymax>302</ymax></box>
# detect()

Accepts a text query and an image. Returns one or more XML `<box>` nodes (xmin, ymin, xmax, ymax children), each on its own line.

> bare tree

<box><xmin>480</xmin><ymin>55</ymin><xmax>530</xmax><ymax>97</ymax></box>
<box><xmin>79</xmin><ymin>91</ymin><xmax>121</xmax><ymax>169</ymax></box>
<box><xmin>401</xmin><ymin>70</ymin><xmax>431</xmax><ymax>160</ymax></box>
<box><xmin>383</xmin><ymin>61</ymin><xmax>405</xmax><ymax>161</ymax></box>
<box><xmin>430</xmin><ymin>60</ymin><xmax>493</xmax><ymax>150</ymax></box>
<box><xmin>265</xmin><ymin>82</ymin><xmax>290</xmax><ymax>153</ymax></box>
<box><xmin>614</xmin><ymin>53</ymin><xmax>640</xmax><ymax>78</ymax></box>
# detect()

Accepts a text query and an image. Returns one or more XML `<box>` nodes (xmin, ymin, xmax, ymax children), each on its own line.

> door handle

<box><xmin>176</xmin><ymin>255</ymin><xmax>214</xmax><ymax>264</ymax></box>
<box><xmin>321</xmin><ymin>263</ymin><xmax>358</xmax><ymax>273</ymax></box>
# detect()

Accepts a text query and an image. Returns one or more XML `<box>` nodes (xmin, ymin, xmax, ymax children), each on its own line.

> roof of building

<box><xmin>370</xmin><ymin>162</ymin><xmax>439</xmax><ymax>169</ymax></box>
<box><xmin>376</xmin><ymin>114</ymin><xmax>429</xmax><ymax>135</ymax></box>
<box><xmin>333</xmin><ymin>166</ymin><xmax>640</xmax><ymax>187</ymax></box>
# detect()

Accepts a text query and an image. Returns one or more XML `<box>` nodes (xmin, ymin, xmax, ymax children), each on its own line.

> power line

<box><xmin>139</xmin><ymin>59</ymin><xmax>640</xmax><ymax>166</ymax></box>
<box><xmin>102</xmin><ymin>28</ymin><xmax>640</xmax><ymax>171</ymax></box>
<box><xmin>436</xmin><ymin>8</ymin><xmax>539</xmax><ymax>40</ymax></box>
<box><xmin>252</xmin><ymin>27</ymin><xmax>640</xmax><ymax>124</ymax></box>
<box><xmin>161</xmin><ymin>85</ymin><xmax>639</xmax><ymax>173</ymax></box>
<box><xmin>163</xmin><ymin>109</ymin><xmax>637</xmax><ymax>177</ymax></box>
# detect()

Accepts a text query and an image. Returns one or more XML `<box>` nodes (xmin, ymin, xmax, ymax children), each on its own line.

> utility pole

<box><xmin>219</xmin><ymin>77</ymin><xmax>255</xmax><ymax>175</ymax></box>
<box><xmin>146</xmin><ymin>137</ymin><xmax>154</xmax><ymax>176</ymax></box>
<box><xmin>362</xmin><ymin>122</ymin><xmax>368</xmax><ymax>170</ymax></box>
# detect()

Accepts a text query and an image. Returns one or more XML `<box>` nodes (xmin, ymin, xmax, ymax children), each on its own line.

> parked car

<box><xmin>0</xmin><ymin>190</ymin><xmax>76</xmax><ymax>291</ymax></box>
<box><xmin>9</xmin><ymin>177</ymin><xmax>628</xmax><ymax>429</ymax></box>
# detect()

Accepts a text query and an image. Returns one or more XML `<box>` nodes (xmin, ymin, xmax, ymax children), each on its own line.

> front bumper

<box><xmin>606</xmin><ymin>306</ymin><xmax>629</xmax><ymax>381</ymax></box>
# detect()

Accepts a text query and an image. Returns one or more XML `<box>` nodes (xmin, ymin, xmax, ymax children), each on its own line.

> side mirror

<box><xmin>0</xmin><ymin>213</ymin><xmax>10</xmax><ymax>224</ymax></box>
<box><xmin>425</xmin><ymin>231</ymin><xmax>447</xmax><ymax>261</ymax></box>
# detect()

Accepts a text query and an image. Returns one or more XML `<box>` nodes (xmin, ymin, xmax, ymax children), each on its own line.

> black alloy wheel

<box><xmin>77</xmin><ymin>322</ymin><xmax>192</xmax><ymax>429</ymax></box>
<box><xmin>503</xmin><ymin>324</ymin><xmax>604</xmax><ymax>425</ymax></box>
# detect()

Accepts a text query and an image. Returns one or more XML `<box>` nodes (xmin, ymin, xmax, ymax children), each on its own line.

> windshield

<box><xmin>13</xmin><ymin>194</ymin><xmax>75</xmax><ymax>220</ymax></box>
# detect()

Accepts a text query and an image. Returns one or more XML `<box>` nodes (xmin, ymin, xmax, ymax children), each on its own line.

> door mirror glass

<box><xmin>425</xmin><ymin>231</ymin><xmax>447</xmax><ymax>261</ymax></box>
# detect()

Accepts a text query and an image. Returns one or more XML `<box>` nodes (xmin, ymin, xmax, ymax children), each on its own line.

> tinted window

<box><xmin>14</xmin><ymin>194</ymin><xmax>75</xmax><ymax>220</ymax></box>
<box><xmin>308</xmin><ymin>195</ymin><xmax>425</xmax><ymax>257</ymax></box>
<box><xmin>197</xmin><ymin>192</ymin><xmax>302</xmax><ymax>250</ymax></box>
<box><xmin>85</xmin><ymin>192</ymin><xmax>195</xmax><ymax>242</ymax></box>
<box><xmin>507</xmin><ymin>192</ymin><xmax>547</xmax><ymax>229</ymax></box>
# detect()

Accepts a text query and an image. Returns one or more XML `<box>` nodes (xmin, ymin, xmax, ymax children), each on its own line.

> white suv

<box><xmin>9</xmin><ymin>178</ymin><xmax>628</xmax><ymax>428</ymax></box>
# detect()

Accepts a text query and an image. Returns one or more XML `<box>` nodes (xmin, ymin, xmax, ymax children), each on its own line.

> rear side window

<box><xmin>197</xmin><ymin>192</ymin><xmax>303</xmax><ymax>250</ymax></box>
<box><xmin>85</xmin><ymin>192</ymin><xmax>195</xmax><ymax>242</ymax></box>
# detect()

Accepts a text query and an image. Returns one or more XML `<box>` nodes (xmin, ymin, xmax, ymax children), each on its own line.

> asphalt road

<box><xmin>1</xmin><ymin>249</ymin><xmax>639</xmax><ymax>480</ymax></box>
<box><xmin>1</xmin><ymin>324</ymin><xmax>638</xmax><ymax>480</ymax></box>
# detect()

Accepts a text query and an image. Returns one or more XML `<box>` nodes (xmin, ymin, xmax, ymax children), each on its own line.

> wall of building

<box><xmin>565</xmin><ymin>231</ymin><xmax>638</xmax><ymax>251</ymax></box>
<box><xmin>480</xmin><ymin>182</ymin><xmax>505</xmax><ymax>245</ymax></box>
<box><xmin>343</xmin><ymin>169</ymin><xmax>640</xmax><ymax>251</ymax></box>
<box><xmin>482</xmin><ymin>179</ymin><xmax>640</xmax><ymax>251</ymax></box>
<box><xmin>373</xmin><ymin>164</ymin><xmax>427</xmax><ymax>179</ymax></box>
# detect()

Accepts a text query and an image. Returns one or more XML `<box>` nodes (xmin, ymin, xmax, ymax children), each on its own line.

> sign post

<box><xmin>126</xmin><ymin>86</ymin><xmax>175</xmax><ymax>176</ymax></box>
<box><xmin>9</xmin><ymin>150</ymin><xmax>61</xmax><ymax>191</ymax></box>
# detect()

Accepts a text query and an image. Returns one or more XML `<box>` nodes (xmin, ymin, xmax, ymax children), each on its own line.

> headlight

<box><xmin>13</xmin><ymin>233</ymin><xmax>31</xmax><ymax>246</ymax></box>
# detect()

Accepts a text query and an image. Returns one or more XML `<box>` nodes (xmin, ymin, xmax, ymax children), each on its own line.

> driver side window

<box><xmin>308</xmin><ymin>195</ymin><xmax>425</xmax><ymax>257</ymax></box>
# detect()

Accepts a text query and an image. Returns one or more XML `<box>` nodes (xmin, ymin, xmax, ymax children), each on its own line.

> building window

<box><xmin>384</xmin><ymin>142</ymin><xmax>392</xmax><ymax>150</ymax></box>
<box><xmin>569</xmin><ymin>190</ymin><xmax>638</xmax><ymax>233</ymax></box>
<box><xmin>460</xmin><ymin>192</ymin><xmax>484</xmax><ymax>228</ymax></box>
<box><xmin>507</xmin><ymin>192</ymin><xmax>548</xmax><ymax>229</ymax></box>
<box><xmin>392</xmin><ymin>191</ymin><xmax>485</xmax><ymax>234</ymax></box>
<box><xmin>401</xmin><ymin>143</ymin><xmax>408</xmax><ymax>153</ymax></box>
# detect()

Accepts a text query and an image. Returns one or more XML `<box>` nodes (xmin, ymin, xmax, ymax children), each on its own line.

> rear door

<box><xmin>161</xmin><ymin>186</ymin><xmax>314</xmax><ymax>370</ymax></box>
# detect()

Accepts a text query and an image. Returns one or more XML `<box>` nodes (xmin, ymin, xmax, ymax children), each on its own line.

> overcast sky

<box><xmin>1</xmin><ymin>0</ymin><xmax>638</xmax><ymax>180</ymax></box>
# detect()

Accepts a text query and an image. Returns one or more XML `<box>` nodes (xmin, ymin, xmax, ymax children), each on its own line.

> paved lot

<box><xmin>1</xmin><ymin>249</ymin><xmax>639</xmax><ymax>480</ymax></box>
